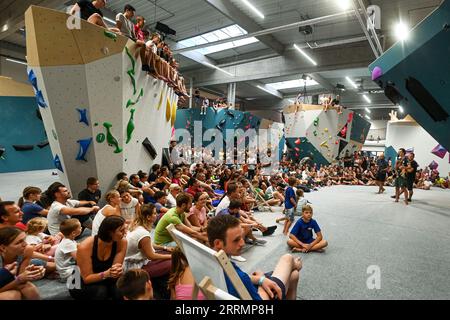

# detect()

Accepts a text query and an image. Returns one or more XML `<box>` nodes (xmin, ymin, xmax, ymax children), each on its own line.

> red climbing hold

<box><xmin>295</xmin><ymin>138</ymin><xmax>301</xmax><ymax>145</ymax></box>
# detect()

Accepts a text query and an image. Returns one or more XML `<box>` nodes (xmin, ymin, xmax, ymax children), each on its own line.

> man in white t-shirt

<box><xmin>115</xmin><ymin>4</ymin><xmax>136</xmax><ymax>39</ymax></box>
<box><xmin>166</xmin><ymin>184</ymin><xmax>181</xmax><ymax>209</ymax></box>
<box><xmin>47</xmin><ymin>183</ymin><xmax>99</xmax><ymax>235</ymax></box>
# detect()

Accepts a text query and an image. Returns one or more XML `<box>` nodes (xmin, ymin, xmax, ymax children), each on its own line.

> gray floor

<box><xmin>1</xmin><ymin>170</ymin><xmax>450</xmax><ymax>299</ymax></box>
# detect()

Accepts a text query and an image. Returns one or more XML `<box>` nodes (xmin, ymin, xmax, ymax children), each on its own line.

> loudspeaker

<box><xmin>142</xmin><ymin>138</ymin><xmax>157</xmax><ymax>159</ymax></box>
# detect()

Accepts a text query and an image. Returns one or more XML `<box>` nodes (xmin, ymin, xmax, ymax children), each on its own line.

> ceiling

<box><xmin>0</xmin><ymin>0</ymin><xmax>443</xmax><ymax>120</ymax></box>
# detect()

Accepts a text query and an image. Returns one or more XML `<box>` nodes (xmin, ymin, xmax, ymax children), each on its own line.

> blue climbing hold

<box><xmin>28</xmin><ymin>69</ymin><xmax>38</xmax><ymax>90</ymax></box>
<box><xmin>76</xmin><ymin>138</ymin><xmax>93</xmax><ymax>162</ymax></box>
<box><xmin>53</xmin><ymin>154</ymin><xmax>63</xmax><ymax>172</ymax></box>
<box><xmin>36</xmin><ymin>90</ymin><xmax>47</xmax><ymax>108</ymax></box>
<box><xmin>76</xmin><ymin>108</ymin><xmax>89</xmax><ymax>126</ymax></box>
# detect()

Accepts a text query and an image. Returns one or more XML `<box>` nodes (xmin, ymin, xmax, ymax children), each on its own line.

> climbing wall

<box><xmin>283</xmin><ymin>104</ymin><xmax>370</xmax><ymax>165</ymax></box>
<box><xmin>174</xmin><ymin>108</ymin><xmax>285</xmax><ymax>161</ymax></box>
<box><xmin>25</xmin><ymin>6</ymin><xmax>177</xmax><ymax>195</ymax></box>
<box><xmin>369</xmin><ymin>0</ymin><xmax>450</xmax><ymax>151</ymax></box>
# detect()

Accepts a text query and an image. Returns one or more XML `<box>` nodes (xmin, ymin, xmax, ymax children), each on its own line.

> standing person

<box><xmin>134</xmin><ymin>15</ymin><xmax>146</xmax><ymax>41</ymax></box>
<box><xmin>405</xmin><ymin>153</ymin><xmax>419</xmax><ymax>202</ymax></box>
<box><xmin>70</xmin><ymin>0</ymin><xmax>120</xmax><ymax>32</ymax></box>
<box><xmin>115</xmin><ymin>4</ymin><xmax>136</xmax><ymax>39</ymax></box>
<box><xmin>78</xmin><ymin>177</ymin><xmax>102</xmax><ymax>205</ymax></box>
<box><xmin>375</xmin><ymin>153</ymin><xmax>389</xmax><ymax>194</ymax></box>
<box><xmin>393</xmin><ymin>148</ymin><xmax>409</xmax><ymax>205</ymax></box>
<box><xmin>69</xmin><ymin>216</ymin><xmax>127</xmax><ymax>300</ymax></box>
<box><xmin>283</xmin><ymin>177</ymin><xmax>297</xmax><ymax>235</ymax></box>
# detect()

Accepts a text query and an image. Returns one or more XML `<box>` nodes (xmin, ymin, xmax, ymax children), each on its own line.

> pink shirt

<box><xmin>175</xmin><ymin>284</ymin><xmax>206</xmax><ymax>300</ymax></box>
<box><xmin>188</xmin><ymin>206</ymin><xmax>207</xmax><ymax>225</ymax></box>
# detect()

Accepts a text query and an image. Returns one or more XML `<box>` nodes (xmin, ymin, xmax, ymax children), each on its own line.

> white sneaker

<box><xmin>231</xmin><ymin>255</ymin><xmax>246</xmax><ymax>262</ymax></box>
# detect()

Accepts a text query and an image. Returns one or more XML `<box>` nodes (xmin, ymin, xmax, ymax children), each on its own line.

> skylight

<box><xmin>178</xmin><ymin>24</ymin><xmax>259</xmax><ymax>55</ymax></box>
<box><xmin>266</xmin><ymin>79</ymin><xmax>319</xmax><ymax>90</ymax></box>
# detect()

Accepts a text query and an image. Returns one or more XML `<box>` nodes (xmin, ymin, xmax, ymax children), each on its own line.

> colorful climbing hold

<box><xmin>94</xmin><ymin>123</ymin><xmax>98</xmax><ymax>126</ymax></box>
<box><xmin>124</xmin><ymin>47</ymin><xmax>136</xmax><ymax>75</ymax></box>
<box><xmin>76</xmin><ymin>138</ymin><xmax>93</xmax><ymax>161</ymax></box>
<box><xmin>27</xmin><ymin>69</ymin><xmax>38</xmax><ymax>90</ymax></box>
<box><xmin>36</xmin><ymin>90</ymin><xmax>47</xmax><ymax>108</ymax></box>
<box><xmin>127</xmin><ymin>70</ymin><xmax>136</xmax><ymax>95</ymax></box>
<box><xmin>165</xmin><ymin>97</ymin><xmax>171</xmax><ymax>122</ymax></box>
<box><xmin>295</xmin><ymin>138</ymin><xmax>301</xmax><ymax>145</ymax></box>
<box><xmin>103</xmin><ymin>122</ymin><xmax>123</xmax><ymax>153</ymax></box>
<box><xmin>324</xmin><ymin>128</ymin><xmax>328</xmax><ymax>133</ymax></box>
<box><xmin>313</xmin><ymin>117</ymin><xmax>319</xmax><ymax>126</ymax></box>
<box><xmin>104</xmin><ymin>30</ymin><xmax>117</xmax><ymax>41</ymax></box>
<box><xmin>52</xmin><ymin>129</ymin><xmax>57</xmax><ymax>140</ymax></box>
<box><xmin>126</xmin><ymin>109</ymin><xmax>136</xmax><ymax>144</ymax></box>
<box><xmin>171</xmin><ymin>98</ymin><xmax>177</xmax><ymax>126</ymax></box>
<box><xmin>76</xmin><ymin>108</ymin><xmax>89</xmax><ymax>126</ymax></box>
<box><xmin>313</xmin><ymin>131</ymin><xmax>317</xmax><ymax>136</ymax></box>
<box><xmin>96</xmin><ymin>133</ymin><xmax>105</xmax><ymax>143</ymax></box>
<box><xmin>53</xmin><ymin>154</ymin><xmax>63</xmax><ymax>172</ymax></box>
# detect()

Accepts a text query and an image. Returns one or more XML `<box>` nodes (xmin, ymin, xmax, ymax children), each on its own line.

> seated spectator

<box><xmin>0</xmin><ymin>201</ymin><xmax>27</xmax><ymax>231</ymax></box>
<box><xmin>187</xmin><ymin>192</ymin><xmax>208</xmax><ymax>230</ymax></box>
<box><xmin>18</xmin><ymin>187</ymin><xmax>48</xmax><ymax>225</ymax></box>
<box><xmin>153</xmin><ymin>193</ymin><xmax>208</xmax><ymax>247</ymax></box>
<box><xmin>124</xmin><ymin>204</ymin><xmax>172</xmax><ymax>277</ymax></box>
<box><xmin>154</xmin><ymin>191</ymin><xmax>169</xmax><ymax>222</ymax></box>
<box><xmin>166</xmin><ymin>184</ymin><xmax>181</xmax><ymax>209</ymax></box>
<box><xmin>208</xmin><ymin>215</ymin><xmax>301</xmax><ymax>300</ymax></box>
<box><xmin>25</xmin><ymin>217</ymin><xmax>61</xmax><ymax>257</ymax></box>
<box><xmin>168</xmin><ymin>247</ymin><xmax>205</xmax><ymax>300</ymax></box>
<box><xmin>78</xmin><ymin>177</ymin><xmax>102</xmax><ymax>205</ymax></box>
<box><xmin>148</xmin><ymin>164</ymin><xmax>161</xmax><ymax>182</ymax></box>
<box><xmin>46</xmin><ymin>183</ymin><xmax>99</xmax><ymax>236</ymax></box>
<box><xmin>115</xmin><ymin>172</ymin><xmax>143</xmax><ymax>200</ymax></box>
<box><xmin>69</xmin><ymin>216</ymin><xmax>127</xmax><ymax>300</ymax></box>
<box><xmin>287</xmin><ymin>205</ymin><xmax>328</xmax><ymax>253</ymax></box>
<box><xmin>70</xmin><ymin>0</ymin><xmax>120</xmax><ymax>32</ymax></box>
<box><xmin>55</xmin><ymin>219</ymin><xmax>82</xmax><ymax>281</ymax></box>
<box><xmin>92</xmin><ymin>190</ymin><xmax>122</xmax><ymax>236</ymax></box>
<box><xmin>119</xmin><ymin>191</ymin><xmax>140</xmax><ymax>223</ymax></box>
<box><xmin>0</xmin><ymin>227</ymin><xmax>45</xmax><ymax>300</ymax></box>
<box><xmin>117</xmin><ymin>269</ymin><xmax>153</xmax><ymax>300</ymax></box>
<box><xmin>154</xmin><ymin>167</ymin><xmax>172</xmax><ymax>191</ymax></box>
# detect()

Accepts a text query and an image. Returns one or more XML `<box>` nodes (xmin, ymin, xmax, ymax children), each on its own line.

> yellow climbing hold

<box><xmin>157</xmin><ymin>91</ymin><xmax>164</xmax><ymax>110</ymax></box>
<box><xmin>171</xmin><ymin>97</ymin><xmax>177</xmax><ymax>126</ymax></box>
<box><xmin>166</xmin><ymin>96</ymin><xmax>171</xmax><ymax>122</ymax></box>
<box><xmin>320</xmin><ymin>140</ymin><xmax>329</xmax><ymax>149</ymax></box>
<box><xmin>324</xmin><ymin>128</ymin><xmax>328</xmax><ymax>132</ymax></box>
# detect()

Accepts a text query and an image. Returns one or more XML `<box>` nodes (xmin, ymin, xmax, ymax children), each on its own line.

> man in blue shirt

<box><xmin>207</xmin><ymin>215</ymin><xmax>302</xmax><ymax>300</ymax></box>
<box><xmin>287</xmin><ymin>204</ymin><xmax>328</xmax><ymax>253</ymax></box>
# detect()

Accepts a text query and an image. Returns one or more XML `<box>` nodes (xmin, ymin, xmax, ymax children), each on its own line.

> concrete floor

<box><xmin>1</xmin><ymin>170</ymin><xmax>449</xmax><ymax>299</ymax></box>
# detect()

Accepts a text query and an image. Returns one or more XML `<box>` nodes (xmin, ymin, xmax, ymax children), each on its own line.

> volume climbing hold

<box><xmin>76</xmin><ymin>138</ymin><xmax>93</xmax><ymax>161</ymax></box>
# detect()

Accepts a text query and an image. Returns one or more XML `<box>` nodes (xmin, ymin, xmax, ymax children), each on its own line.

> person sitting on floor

<box><xmin>117</xmin><ymin>269</ymin><xmax>153</xmax><ymax>300</ymax></box>
<box><xmin>69</xmin><ymin>215</ymin><xmax>127</xmax><ymax>300</ymax></box>
<box><xmin>0</xmin><ymin>201</ymin><xmax>27</xmax><ymax>231</ymax></box>
<box><xmin>0</xmin><ymin>227</ymin><xmax>45</xmax><ymax>300</ymax></box>
<box><xmin>187</xmin><ymin>192</ymin><xmax>208</xmax><ymax>231</ymax></box>
<box><xmin>92</xmin><ymin>190</ymin><xmax>122</xmax><ymax>236</ymax></box>
<box><xmin>168</xmin><ymin>247</ymin><xmax>205</xmax><ymax>300</ymax></box>
<box><xmin>18</xmin><ymin>187</ymin><xmax>48</xmax><ymax>225</ymax></box>
<box><xmin>119</xmin><ymin>191</ymin><xmax>140</xmax><ymax>224</ymax></box>
<box><xmin>153</xmin><ymin>191</ymin><xmax>169</xmax><ymax>222</ymax></box>
<box><xmin>46</xmin><ymin>183</ymin><xmax>99</xmax><ymax>236</ymax></box>
<box><xmin>207</xmin><ymin>215</ymin><xmax>302</xmax><ymax>300</ymax></box>
<box><xmin>25</xmin><ymin>217</ymin><xmax>61</xmax><ymax>257</ymax></box>
<box><xmin>55</xmin><ymin>219</ymin><xmax>82</xmax><ymax>282</ymax></box>
<box><xmin>78</xmin><ymin>177</ymin><xmax>102</xmax><ymax>205</ymax></box>
<box><xmin>287</xmin><ymin>204</ymin><xmax>328</xmax><ymax>253</ymax></box>
<box><xmin>166</xmin><ymin>184</ymin><xmax>181</xmax><ymax>209</ymax></box>
<box><xmin>153</xmin><ymin>193</ymin><xmax>208</xmax><ymax>248</ymax></box>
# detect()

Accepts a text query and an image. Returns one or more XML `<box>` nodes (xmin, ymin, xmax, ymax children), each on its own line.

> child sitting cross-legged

<box><xmin>55</xmin><ymin>218</ymin><xmax>82</xmax><ymax>281</ymax></box>
<box><xmin>287</xmin><ymin>204</ymin><xmax>328</xmax><ymax>253</ymax></box>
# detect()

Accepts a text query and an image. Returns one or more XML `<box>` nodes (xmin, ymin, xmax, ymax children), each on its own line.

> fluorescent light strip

<box><xmin>365</xmin><ymin>107</ymin><xmax>371</xmax><ymax>113</ymax></box>
<box><xmin>293</xmin><ymin>44</ymin><xmax>317</xmax><ymax>66</ymax></box>
<box><xmin>241</xmin><ymin>0</ymin><xmax>265</xmax><ymax>19</ymax></box>
<box><xmin>363</xmin><ymin>95</ymin><xmax>371</xmax><ymax>103</ymax></box>
<box><xmin>256</xmin><ymin>85</ymin><xmax>279</xmax><ymax>97</ymax></box>
<box><xmin>5</xmin><ymin>58</ymin><xmax>27</xmax><ymax>65</ymax></box>
<box><xmin>103</xmin><ymin>17</ymin><xmax>116</xmax><ymax>24</ymax></box>
<box><xmin>345</xmin><ymin>76</ymin><xmax>358</xmax><ymax>89</ymax></box>
<box><xmin>202</xmin><ymin>61</ymin><xmax>233</xmax><ymax>76</ymax></box>
<box><xmin>365</xmin><ymin>115</ymin><xmax>371</xmax><ymax>120</ymax></box>
<box><xmin>398</xmin><ymin>105</ymin><xmax>404</xmax><ymax>113</ymax></box>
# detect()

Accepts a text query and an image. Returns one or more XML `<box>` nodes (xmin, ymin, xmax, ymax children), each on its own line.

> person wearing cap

<box><xmin>166</xmin><ymin>184</ymin><xmax>181</xmax><ymax>209</ymax></box>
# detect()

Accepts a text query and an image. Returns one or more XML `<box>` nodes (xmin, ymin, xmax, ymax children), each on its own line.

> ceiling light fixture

<box><xmin>365</xmin><ymin>107</ymin><xmax>371</xmax><ymax>113</ymax></box>
<box><xmin>398</xmin><ymin>105</ymin><xmax>404</xmax><ymax>113</ymax></box>
<box><xmin>5</xmin><ymin>58</ymin><xmax>27</xmax><ymax>65</ymax></box>
<box><xmin>202</xmin><ymin>61</ymin><xmax>233</xmax><ymax>76</ymax></box>
<box><xmin>394</xmin><ymin>21</ymin><xmax>409</xmax><ymax>41</ymax></box>
<box><xmin>365</xmin><ymin>115</ymin><xmax>371</xmax><ymax>120</ymax></box>
<box><xmin>103</xmin><ymin>17</ymin><xmax>116</xmax><ymax>25</ymax></box>
<box><xmin>293</xmin><ymin>44</ymin><xmax>317</xmax><ymax>66</ymax></box>
<box><xmin>345</xmin><ymin>76</ymin><xmax>358</xmax><ymax>89</ymax></box>
<box><xmin>363</xmin><ymin>94</ymin><xmax>371</xmax><ymax>103</ymax></box>
<box><xmin>338</xmin><ymin>0</ymin><xmax>352</xmax><ymax>11</ymax></box>
<box><xmin>241</xmin><ymin>0</ymin><xmax>265</xmax><ymax>19</ymax></box>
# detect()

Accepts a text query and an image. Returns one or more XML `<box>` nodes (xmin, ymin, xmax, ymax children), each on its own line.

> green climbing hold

<box><xmin>127</xmin><ymin>70</ymin><xmax>136</xmax><ymax>95</ymax></box>
<box><xmin>96</xmin><ymin>133</ymin><xmax>106</xmax><ymax>143</ymax></box>
<box><xmin>52</xmin><ymin>129</ymin><xmax>57</xmax><ymax>140</ymax></box>
<box><xmin>313</xmin><ymin>131</ymin><xmax>318</xmax><ymax>136</ymax></box>
<box><xmin>94</xmin><ymin>123</ymin><xmax>98</xmax><ymax>126</ymax></box>
<box><xmin>126</xmin><ymin>99</ymin><xmax>135</xmax><ymax>108</ymax></box>
<box><xmin>125</xmin><ymin>88</ymin><xmax>144</xmax><ymax>108</ymax></box>
<box><xmin>104</xmin><ymin>30</ymin><xmax>117</xmax><ymax>41</ymax></box>
<box><xmin>126</xmin><ymin>109</ymin><xmax>136</xmax><ymax>144</ymax></box>
<box><xmin>124</xmin><ymin>47</ymin><xmax>135</xmax><ymax>75</ymax></box>
<box><xmin>313</xmin><ymin>117</ymin><xmax>319</xmax><ymax>126</ymax></box>
<box><xmin>103</xmin><ymin>122</ymin><xmax>123</xmax><ymax>153</ymax></box>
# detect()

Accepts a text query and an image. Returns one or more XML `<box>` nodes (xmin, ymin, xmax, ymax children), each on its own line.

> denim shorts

<box><xmin>30</xmin><ymin>258</ymin><xmax>47</xmax><ymax>267</ymax></box>
<box><xmin>284</xmin><ymin>208</ymin><xmax>295</xmax><ymax>222</ymax></box>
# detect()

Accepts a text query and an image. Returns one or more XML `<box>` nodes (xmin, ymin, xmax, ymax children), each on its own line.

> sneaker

<box><xmin>262</xmin><ymin>225</ymin><xmax>277</xmax><ymax>236</ymax></box>
<box><xmin>245</xmin><ymin>238</ymin><xmax>256</xmax><ymax>245</ymax></box>
<box><xmin>390</xmin><ymin>195</ymin><xmax>396</xmax><ymax>199</ymax></box>
<box><xmin>231</xmin><ymin>255</ymin><xmax>246</xmax><ymax>262</ymax></box>
<box><xmin>254</xmin><ymin>239</ymin><xmax>267</xmax><ymax>245</ymax></box>
<box><xmin>407</xmin><ymin>198</ymin><xmax>412</xmax><ymax>202</ymax></box>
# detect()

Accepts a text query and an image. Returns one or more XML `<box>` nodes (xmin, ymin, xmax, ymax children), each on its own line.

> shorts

<box><xmin>284</xmin><ymin>208</ymin><xmax>295</xmax><ymax>222</ymax></box>
<box><xmin>160</xmin><ymin>241</ymin><xmax>177</xmax><ymax>248</ymax></box>
<box><xmin>30</xmin><ymin>258</ymin><xmax>47</xmax><ymax>267</ymax></box>
<box><xmin>406</xmin><ymin>178</ymin><xmax>414</xmax><ymax>191</ymax></box>
<box><xmin>264</xmin><ymin>271</ymin><xmax>287</xmax><ymax>300</ymax></box>
<box><xmin>394</xmin><ymin>176</ymin><xmax>407</xmax><ymax>188</ymax></box>
<box><xmin>376</xmin><ymin>172</ymin><xmax>386</xmax><ymax>182</ymax></box>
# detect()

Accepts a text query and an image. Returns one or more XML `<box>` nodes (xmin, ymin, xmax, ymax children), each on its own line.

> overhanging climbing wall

<box><xmin>369</xmin><ymin>0</ymin><xmax>450</xmax><ymax>151</ymax></box>
<box><xmin>283</xmin><ymin>104</ymin><xmax>370</xmax><ymax>165</ymax></box>
<box><xmin>25</xmin><ymin>6</ymin><xmax>177</xmax><ymax>195</ymax></box>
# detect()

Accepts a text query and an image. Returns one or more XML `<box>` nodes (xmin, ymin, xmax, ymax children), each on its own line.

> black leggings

<box><xmin>69</xmin><ymin>281</ymin><xmax>119</xmax><ymax>300</ymax></box>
